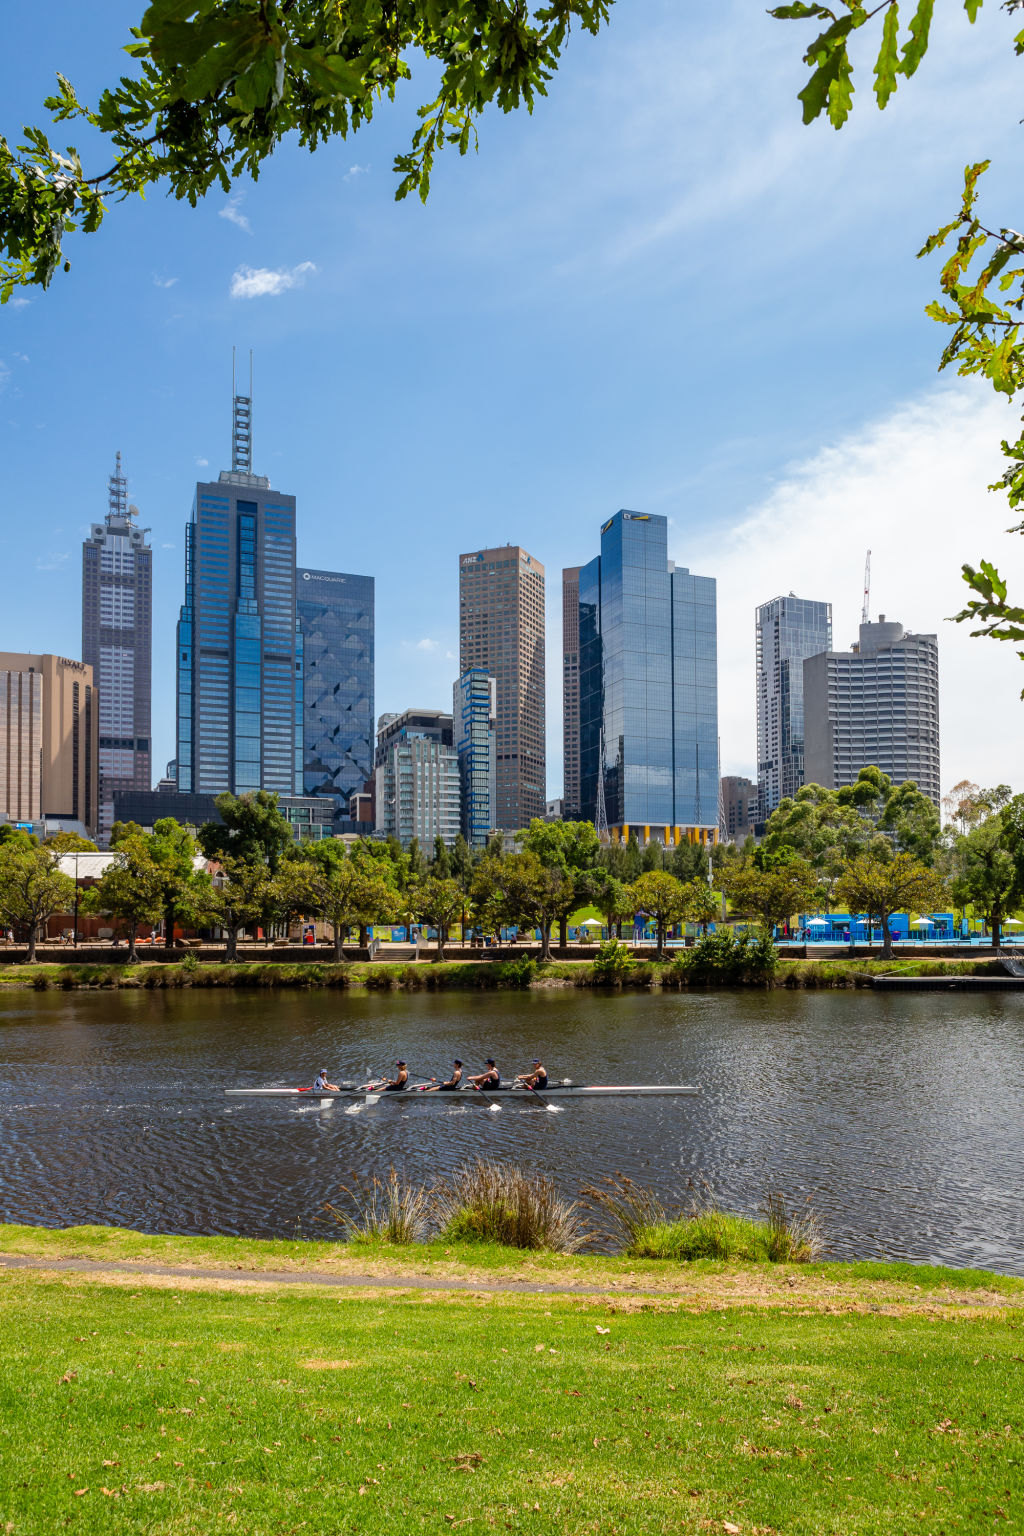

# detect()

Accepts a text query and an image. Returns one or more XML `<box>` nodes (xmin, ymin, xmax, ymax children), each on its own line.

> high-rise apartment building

<box><xmin>82</xmin><ymin>454</ymin><xmax>153</xmax><ymax>841</ymax></box>
<box><xmin>561</xmin><ymin>566</ymin><xmax>581</xmax><ymax>819</ymax></box>
<box><xmin>577</xmin><ymin>510</ymin><xmax>719</xmax><ymax>847</ymax></box>
<box><xmin>0</xmin><ymin>652</ymin><xmax>98</xmax><ymax>834</ymax></box>
<box><xmin>756</xmin><ymin>594</ymin><xmax>832</xmax><ymax>818</ymax></box>
<box><xmin>175</xmin><ymin>376</ymin><xmax>302</xmax><ymax>798</ymax></box>
<box><xmin>720</xmin><ymin>775</ymin><xmax>759</xmax><ymax>842</ymax></box>
<box><xmin>458</xmin><ymin>545</ymin><xmax>545</xmax><ymax>831</ymax></box>
<box><xmin>296</xmin><ymin>567</ymin><xmax>374</xmax><ymax>826</ymax></box>
<box><xmin>454</xmin><ymin>668</ymin><xmax>496</xmax><ymax>848</ymax></box>
<box><xmin>374</xmin><ymin>709</ymin><xmax>461</xmax><ymax>849</ymax></box>
<box><xmin>803</xmin><ymin>616</ymin><xmax>940</xmax><ymax>804</ymax></box>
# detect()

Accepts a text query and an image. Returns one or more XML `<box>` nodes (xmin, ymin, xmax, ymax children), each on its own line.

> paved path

<box><xmin>0</xmin><ymin>1251</ymin><xmax>665</xmax><ymax>1299</ymax></box>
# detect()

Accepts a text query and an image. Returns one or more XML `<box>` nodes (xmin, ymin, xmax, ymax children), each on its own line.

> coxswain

<box><xmin>382</xmin><ymin>1060</ymin><xmax>409</xmax><ymax>1092</ymax></box>
<box><xmin>468</xmin><ymin>1058</ymin><xmax>501</xmax><ymax>1090</ymax></box>
<box><xmin>313</xmin><ymin>1067</ymin><xmax>340</xmax><ymax>1092</ymax></box>
<box><xmin>516</xmin><ymin>1059</ymin><xmax>548</xmax><ymax>1091</ymax></box>
<box><xmin>421</xmin><ymin>1060</ymin><xmax>464</xmax><ymax>1093</ymax></box>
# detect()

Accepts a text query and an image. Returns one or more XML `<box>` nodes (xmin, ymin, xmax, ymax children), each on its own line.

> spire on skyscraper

<box><xmin>231</xmin><ymin>346</ymin><xmax>253</xmax><ymax>474</ymax></box>
<box><xmin>108</xmin><ymin>450</ymin><xmax>129</xmax><ymax>521</ymax></box>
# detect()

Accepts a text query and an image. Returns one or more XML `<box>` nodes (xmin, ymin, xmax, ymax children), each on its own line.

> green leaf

<box><xmin>963</xmin><ymin>0</ymin><xmax>983</xmax><ymax>21</ymax></box>
<box><xmin>873</xmin><ymin>1</ymin><xmax>900</xmax><ymax>107</ymax></box>
<box><xmin>898</xmin><ymin>0</ymin><xmax>934</xmax><ymax>79</ymax></box>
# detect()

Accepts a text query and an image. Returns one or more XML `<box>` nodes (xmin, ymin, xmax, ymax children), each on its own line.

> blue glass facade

<box><xmin>175</xmin><ymin>477</ymin><xmax>300</xmax><ymax>796</ymax></box>
<box><xmin>296</xmin><ymin>568</ymin><xmax>374</xmax><ymax>823</ymax></box>
<box><xmin>454</xmin><ymin>669</ymin><xmax>496</xmax><ymax>848</ymax></box>
<box><xmin>578</xmin><ymin>510</ymin><xmax>719</xmax><ymax>844</ymax></box>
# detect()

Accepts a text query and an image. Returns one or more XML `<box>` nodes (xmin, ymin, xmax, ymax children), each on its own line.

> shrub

<box><xmin>497</xmin><ymin>956</ymin><xmax>537</xmax><ymax>988</ymax></box>
<box><xmin>590</xmin><ymin>938</ymin><xmax>636</xmax><ymax>984</ymax></box>
<box><xmin>666</xmin><ymin>930</ymin><xmax>778</xmax><ymax>987</ymax></box>
<box><xmin>179</xmin><ymin>950</ymin><xmax>200</xmax><ymax>975</ymax></box>
<box><xmin>585</xmin><ymin>1175</ymin><xmax>821</xmax><ymax>1263</ymax></box>
<box><xmin>325</xmin><ymin>1168</ymin><xmax>431</xmax><ymax>1245</ymax></box>
<box><xmin>434</xmin><ymin>1159</ymin><xmax>590</xmax><ymax>1252</ymax></box>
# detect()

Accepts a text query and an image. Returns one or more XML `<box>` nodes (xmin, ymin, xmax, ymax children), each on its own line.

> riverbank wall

<box><xmin>0</xmin><ymin>955</ymin><xmax>1018</xmax><ymax>991</ymax></box>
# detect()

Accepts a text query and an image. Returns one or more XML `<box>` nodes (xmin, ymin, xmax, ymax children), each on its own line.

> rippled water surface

<box><xmin>1</xmin><ymin>987</ymin><xmax>1022</xmax><ymax>1271</ymax></box>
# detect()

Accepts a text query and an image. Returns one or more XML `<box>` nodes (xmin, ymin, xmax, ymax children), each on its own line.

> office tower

<box><xmin>175</xmin><ymin>365</ymin><xmax>301</xmax><ymax>797</ymax></box>
<box><xmin>82</xmin><ymin>453</ymin><xmax>153</xmax><ymax>842</ymax></box>
<box><xmin>577</xmin><ymin>510</ymin><xmax>719</xmax><ymax>846</ymax></box>
<box><xmin>803</xmin><ymin>615</ymin><xmax>940</xmax><ymax>804</ymax></box>
<box><xmin>0</xmin><ymin>652</ymin><xmax>98</xmax><ymax>834</ymax></box>
<box><xmin>755</xmin><ymin>594</ymin><xmax>832</xmax><ymax>818</ymax></box>
<box><xmin>458</xmin><ymin>545</ymin><xmax>545</xmax><ymax>831</ymax></box>
<box><xmin>720</xmin><ymin>775</ymin><xmax>759</xmax><ymax>842</ymax></box>
<box><xmin>374</xmin><ymin>709</ymin><xmax>461</xmax><ymax>848</ymax></box>
<box><xmin>454</xmin><ymin>668</ymin><xmax>496</xmax><ymax>849</ymax></box>
<box><xmin>561</xmin><ymin>566</ymin><xmax>581</xmax><ymax>819</ymax></box>
<box><xmin>296</xmin><ymin>567</ymin><xmax>374</xmax><ymax>827</ymax></box>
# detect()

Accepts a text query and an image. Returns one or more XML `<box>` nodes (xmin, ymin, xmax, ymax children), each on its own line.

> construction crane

<box><xmin>861</xmin><ymin>550</ymin><xmax>871</xmax><ymax>625</ymax></box>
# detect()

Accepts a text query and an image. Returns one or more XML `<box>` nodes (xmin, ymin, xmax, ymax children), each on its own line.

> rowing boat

<box><xmin>225</xmin><ymin>1082</ymin><xmax>699</xmax><ymax>1101</ymax></box>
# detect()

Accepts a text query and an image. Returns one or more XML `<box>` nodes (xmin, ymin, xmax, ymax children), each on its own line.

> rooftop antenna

<box><xmin>231</xmin><ymin>346</ymin><xmax>253</xmax><ymax>474</ymax></box>
<box><xmin>861</xmin><ymin>549</ymin><xmax>871</xmax><ymax>625</ymax></box>
<box><xmin>108</xmin><ymin>450</ymin><xmax>129</xmax><ymax>520</ymax></box>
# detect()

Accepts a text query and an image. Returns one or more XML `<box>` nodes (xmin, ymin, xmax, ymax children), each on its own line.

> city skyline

<box><xmin>5</xmin><ymin>4</ymin><xmax>1023</xmax><ymax>801</ymax></box>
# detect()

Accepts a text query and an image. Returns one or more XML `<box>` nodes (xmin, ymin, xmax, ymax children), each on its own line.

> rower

<box><xmin>468</xmin><ymin>1058</ymin><xmax>501</xmax><ymax>1091</ymax></box>
<box><xmin>421</xmin><ymin>1060</ymin><xmax>463</xmax><ymax>1093</ymax></box>
<box><xmin>382</xmin><ymin>1060</ymin><xmax>409</xmax><ymax>1092</ymax></box>
<box><xmin>516</xmin><ymin>1059</ymin><xmax>548</xmax><ymax>1091</ymax></box>
<box><xmin>313</xmin><ymin>1067</ymin><xmax>340</xmax><ymax>1092</ymax></box>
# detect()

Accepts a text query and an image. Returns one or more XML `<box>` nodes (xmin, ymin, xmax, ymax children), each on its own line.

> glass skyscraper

<box><xmin>454</xmin><ymin>668</ymin><xmax>496</xmax><ymax>848</ymax></box>
<box><xmin>82</xmin><ymin>454</ymin><xmax>152</xmax><ymax>842</ymax></box>
<box><xmin>296</xmin><ymin>567</ymin><xmax>374</xmax><ymax>824</ymax></box>
<box><xmin>755</xmin><ymin>594</ymin><xmax>832</xmax><ymax>817</ymax></box>
<box><xmin>175</xmin><ymin>386</ymin><xmax>301</xmax><ymax>797</ymax></box>
<box><xmin>577</xmin><ymin>510</ymin><xmax>719</xmax><ymax>846</ymax></box>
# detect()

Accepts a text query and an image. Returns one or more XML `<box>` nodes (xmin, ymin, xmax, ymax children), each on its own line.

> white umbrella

<box><xmin>581</xmin><ymin>918</ymin><xmax>604</xmax><ymax>927</ymax></box>
<box><xmin>1005</xmin><ymin>918</ymin><xmax>1022</xmax><ymax>926</ymax></box>
<box><xmin>807</xmin><ymin>918</ymin><xmax>829</xmax><ymax>927</ymax></box>
<box><xmin>913</xmin><ymin>917</ymin><xmax>934</xmax><ymax>926</ymax></box>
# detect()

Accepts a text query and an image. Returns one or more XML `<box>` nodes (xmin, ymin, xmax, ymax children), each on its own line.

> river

<box><xmin>0</xmin><ymin>987</ymin><xmax>1021</xmax><ymax>1272</ymax></box>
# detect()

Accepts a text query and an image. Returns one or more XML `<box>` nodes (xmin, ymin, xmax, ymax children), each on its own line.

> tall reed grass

<box><xmin>585</xmin><ymin>1175</ymin><xmax>822</xmax><ymax>1263</ymax></box>
<box><xmin>433</xmin><ymin>1159</ymin><xmax>591</xmax><ymax>1252</ymax></box>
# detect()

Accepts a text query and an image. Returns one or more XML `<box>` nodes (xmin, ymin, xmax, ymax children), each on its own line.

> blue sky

<box><xmin>3</xmin><ymin>0</ymin><xmax>1022</xmax><ymax>795</ymax></box>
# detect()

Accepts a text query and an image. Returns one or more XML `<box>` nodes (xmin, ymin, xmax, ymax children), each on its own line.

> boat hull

<box><xmin>225</xmin><ymin>1084</ymin><xmax>698</xmax><ymax>1100</ymax></box>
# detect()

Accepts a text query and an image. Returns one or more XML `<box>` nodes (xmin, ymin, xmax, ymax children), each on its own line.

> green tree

<box><xmin>681</xmin><ymin>877</ymin><xmax>717</xmax><ymax>936</ymax></box>
<box><xmin>628</xmin><ymin>870</ymin><xmax>687</xmax><ymax>960</ymax></box>
<box><xmin>0</xmin><ymin>843</ymin><xmax>76</xmax><ymax>961</ymax></box>
<box><xmin>429</xmin><ymin>836</ymin><xmax>452</xmax><ymax>879</ymax></box>
<box><xmin>950</xmin><ymin>813</ymin><xmax>1022</xmax><ymax>950</ymax></box>
<box><xmin>770</xmin><ymin>2</ymin><xmax>1024</xmax><ymax>683</ymax></box>
<box><xmin>198</xmin><ymin>791</ymin><xmax>293</xmax><ymax>873</ymax></box>
<box><xmin>406</xmin><ymin>838</ymin><xmax>428</xmax><ymax>882</ymax></box>
<box><xmin>44</xmin><ymin>830</ymin><xmax>98</xmax><ymax>853</ymax></box>
<box><xmin>722</xmin><ymin>859</ymin><xmax>821</xmax><ymax>939</ymax></box>
<box><xmin>594</xmin><ymin>872</ymin><xmax>634</xmax><ymax>941</ymax></box>
<box><xmin>147</xmin><ymin>816</ymin><xmax>201</xmax><ymax>944</ymax></box>
<box><xmin>1</xmin><ymin>1</ymin><xmax>612</xmax><ymax>301</ymax></box>
<box><xmin>85</xmin><ymin>834</ymin><xmax>166</xmax><ymax>961</ymax></box>
<box><xmin>523</xmin><ymin>817</ymin><xmax>601</xmax><ymax>946</ymax></box>
<box><xmin>836</xmin><ymin>852</ymin><xmax>947</xmax><ymax>961</ymax></box>
<box><xmin>205</xmin><ymin>856</ymin><xmax>272</xmax><ymax>961</ymax></box>
<box><xmin>413</xmin><ymin>875</ymin><xmax>465</xmax><ymax>961</ymax></box>
<box><xmin>486</xmin><ymin>849</ymin><xmax>571</xmax><ymax>961</ymax></box>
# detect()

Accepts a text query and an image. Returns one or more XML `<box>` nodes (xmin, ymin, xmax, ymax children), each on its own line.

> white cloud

<box><xmin>162</xmin><ymin>542</ymin><xmax>176</xmax><ymax>549</ymax></box>
<box><xmin>229</xmin><ymin>261</ymin><xmax>316</xmax><ymax>300</ymax></box>
<box><xmin>9</xmin><ymin>296</ymin><xmax>29</xmax><ymax>310</ymax></box>
<box><xmin>344</xmin><ymin>164</ymin><xmax>370</xmax><ymax>182</ymax></box>
<box><xmin>196</xmin><ymin>456</ymin><xmax>209</xmax><ymax>467</ymax></box>
<box><xmin>36</xmin><ymin>551</ymin><xmax>69</xmax><ymax>572</ymax></box>
<box><xmin>219</xmin><ymin>195</ymin><xmax>252</xmax><ymax>234</ymax></box>
<box><xmin>153</xmin><ymin>274</ymin><xmax>179</xmax><ymax>289</ymax></box>
<box><xmin>414</xmin><ymin>638</ymin><xmax>439</xmax><ymax>652</ymax></box>
<box><xmin>683</xmin><ymin>383</ymin><xmax>1024</xmax><ymax>795</ymax></box>
<box><xmin>0</xmin><ymin>361</ymin><xmax>10</xmax><ymax>393</ymax></box>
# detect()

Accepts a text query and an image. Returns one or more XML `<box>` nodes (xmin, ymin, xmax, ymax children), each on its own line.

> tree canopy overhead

<box><xmin>0</xmin><ymin>0</ymin><xmax>612</xmax><ymax>301</ymax></box>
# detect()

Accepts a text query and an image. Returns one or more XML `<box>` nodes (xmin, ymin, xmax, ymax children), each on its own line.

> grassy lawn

<box><xmin>1</xmin><ymin>1260</ymin><xmax>1022</xmax><ymax>1535</ymax></box>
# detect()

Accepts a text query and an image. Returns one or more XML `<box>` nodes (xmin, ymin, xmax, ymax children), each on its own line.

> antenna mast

<box><xmin>861</xmin><ymin>549</ymin><xmax>871</xmax><ymax>625</ymax></box>
<box><xmin>108</xmin><ymin>451</ymin><xmax>128</xmax><ymax>520</ymax></box>
<box><xmin>231</xmin><ymin>346</ymin><xmax>253</xmax><ymax>474</ymax></box>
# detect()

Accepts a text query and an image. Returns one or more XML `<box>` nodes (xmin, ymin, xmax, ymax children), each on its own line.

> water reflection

<box><xmin>0</xmin><ymin>987</ymin><xmax>1021</xmax><ymax>1272</ymax></box>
